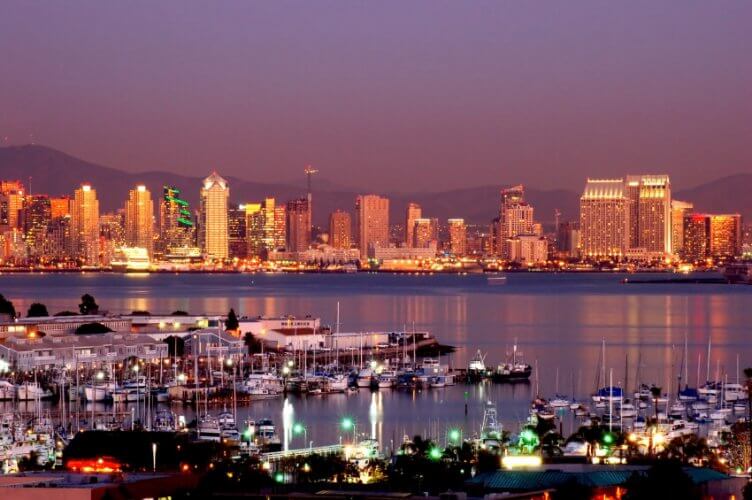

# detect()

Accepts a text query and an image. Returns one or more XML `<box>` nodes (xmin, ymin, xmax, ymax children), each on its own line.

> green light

<box><xmin>293</xmin><ymin>423</ymin><xmax>305</xmax><ymax>435</ymax></box>
<box><xmin>449</xmin><ymin>429</ymin><xmax>461</xmax><ymax>442</ymax></box>
<box><xmin>274</xmin><ymin>472</ymin><xmax>284</xmax><ymax>483</ymax></box>
<box><xmin>519</xmin><ymin>428</ymin><xmax>539</xmax><ymax>449</ymax></box>
<box><xmin>341</xmin><ymin>417</ymin><xmax>354</xmax><ymax>430</ymax></box>
<box><xmin>429</xmin><ymin>447</ymin><xmax>442</xmax><ymax>460</ymax></box>
<box><xmin>243</xmin><ymin>427</ymin><xmax>253</xmax><ymax>439</ymax></box>
<box><xmin>603</xmin><ymin>433</ymin><xmax>615</xmax><ymax>445</ymax></box>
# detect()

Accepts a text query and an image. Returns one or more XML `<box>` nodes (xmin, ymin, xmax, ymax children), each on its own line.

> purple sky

<box><xmin>1</xmin><ymin>0</ymin><xmax>751</xmax><ymax>192</ymax></box>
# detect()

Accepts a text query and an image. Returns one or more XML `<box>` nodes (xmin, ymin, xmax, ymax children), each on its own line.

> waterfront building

<box><xmin>682</xmin><ymin>213</ymin><xmax>710</xmax><ymax>262</ymax></box>
<box><xmin>241</xmin><ymin>202</ymin><xmax>262</xmax><ymax>257</ymax></box>
<box><xmin>709</xmin><ymin>214</ymin><xmax>742</xmax><ymax>257</ymax></box>
<box><xmin>99</xmin><ymin>211</ymin><xmax>126</xmax><ymax>253</ymax></box>
<box><xmin>369</xmin><ymin>243</ymin><xmax>436</xmax><ymax>260</ymax></box>
<box><xmin>405</xmin><ymin>202</ymin><xmax>422</xmax><ymax>247</ymax></box>
<box><xmin>71</xmin><ymin>184</ymin><xmax>100</xmax><ymax>265</ymax></box>
<box><xmin>124</xmin><ymin>185</ymin><xmax>154</xmax><ymax>256</ymax></box>
<box><xmin>285</xmin><ymin>198</ymin><xmax>311</xmax><ymax>252</ymax></box>
<box><xmin>625</xmin><ymin>175</ymin><xmax>672</xmax><ymax>257</ymax></box>
<box><xmin>45</xmin><ymin>215</ymin><xmax>73</xmax><ymax>261</ymax></box>
<box><xmin>671</xmin><ymin>200</ymin><xmax>693</xmax><ymax>256</ymax></box>
<box><xmin>507</xmin><ymin>235</ymin><xmax>548</xmax><ymax>264</ymax></box>
<box><xmin>22</xmin><ymin>194</ymin><xmax>51</xmax><ymax>260</ymax></box>
<box><xmin>228</xmin><ymin>203</ymin><xmax>248</xmax><ymax>258</ymax></box>
<box><xmin>329</xmin><ymin>209</ymin><xmax>352</xmax><ymax>249</ymax></box>
<box><xmin>0</xmin><ymin>180</ymin><xmax>24</xmax><ymax>231</ymax></box>
<box><xmin>247</xmin><ymin>198</ymin><xmax>285</xmax><ymax>257</ymax></box>
<box><xmin>0</xmin><ymin>229</ymin><xmax>26</xmax><ymax>264</ymax></box>
<box><xmin>412</xmin><ymin>218</ymin><xmax>436</xmax><ymax>249</ymax></box>
<box><xmin>198</xmin><ymin>172</ymin><xmax>229</xmax><ymax>260</ymax></box>
<box><xmin>447</xmin><ymin>218</ymin><xmax>467</xmax><ymax>256</ymax></box>
<box><xmin>356</xmin><ymin>194</ymin><xmax>390</xmax><ymax>255</ymax></box>
<box><xmin>579</xmin><ymin>179</ymin><xmax>627</xmax><ymax>258</ymax></box>
<box><xmin>498</xmin><ymin>185</ymin><xmax>534</xmax><ymax>258</ymax></box>
<box><xmin>159</xmin><ymin>186</ymin><xmax>195</xmax><ymax>253</ymax></box>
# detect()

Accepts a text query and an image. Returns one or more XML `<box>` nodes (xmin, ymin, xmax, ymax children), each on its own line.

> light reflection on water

<box><xmin>2</xmin><ymin>272</ymin><xmax>752</xmax><ymax>443</ymax></box>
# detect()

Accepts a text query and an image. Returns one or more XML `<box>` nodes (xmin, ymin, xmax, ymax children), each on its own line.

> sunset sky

<box><xmin>1</xmin><ymin>0</ymin><xmax>750</xmax><ymax>192</ymax></box>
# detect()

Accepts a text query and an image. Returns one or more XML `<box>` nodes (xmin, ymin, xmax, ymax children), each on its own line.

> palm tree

<box><xmin>744</xmin><ymin>367</ymin><xmax>752</xmax><ymax>471</ymax></box>
<box><xmin>650</xmin><ymin>386</ymin><xmax>662</xmax><ymax>422</ymax></box>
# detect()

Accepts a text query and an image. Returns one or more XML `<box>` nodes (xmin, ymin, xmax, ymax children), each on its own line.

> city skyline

<box><xmin>1</xmin><ymin>1</ymin><xmax>751</xmax><ymax>192</ymax></box>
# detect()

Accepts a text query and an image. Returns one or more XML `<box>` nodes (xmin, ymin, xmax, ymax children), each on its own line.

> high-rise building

<box><xmin>329</xmin><ymin>210</ymin><xmax>352</xmax><ymax>249</ymax></box>
<box><xmin>199</xmin><ymin>172</ymin><xmax>229</xmax><ymax>260</ymax></box>
<box><xmin>671</xmin><ymin>200</ymin><xmax>693</xmax><ymax>256</ymax></box>
<box><xmin>682</xmin><ymin>214</ymin><xmax>710</xmax><ymax>262</ymax></box>
<box><xmin>100</xmin><ymin>211</ymin><xmax>125</xmax><ymax>246</ymax></box>
<box><xmin>71</xmin><ymin>184</ymin><xmax>100</xmax><ymax>265</ymax></box>
<box><xmin>285</xmin><ymin>198</ymin><xmax>311</xmax><ymax>252</ymax></box>
<box><xmin>625</xmin><ymin>175</ymin><xmax>672</xmax><ymax>256</ymax></box>
<box><xmin>498</xmin><ymin>185</ymin><xmax>534</xmax><ymax>258</ymax></box>
<box><xmin>507</xmin><ymin>235</ymin><xmax>548</xmax><ymax>264</ymax></box>
<box><xmin>227</xmin><ymin>204</ymin><xmax>248</xmax><ymax>259</ymax></box>
<box><xmin>22</xmin><ymin>194</ymin><xmax>51</xmax><ymax>259</ymax></box>
<box><xmin>0</xmin><ymin>181</ymin><xmax>24</xmax><ymax>231</ymax></box>
<box><xmin>247</xmin><ymin>198</ymin><xmax>285</xmax><ymax>256</ymax></box>
<box><xmin>355</xmin><ymin>194</ymin><xmax>390</xmax><ymax>254</ymax></box>
<box><xmin>160</xmin><ymin>186</ymin><xmax>195</xmax><ymax>253</ymax></box>
<box><xmin>46</xmin><ymin>215</ymin><xmax>72</xmax><ymax>261</ymax></box>
<box><xmin>405</xmin><ymin>203</ymin><xmax>422</xmax><ymax>247</ymax></box>
<box><xmin>579</xmin><ymin>179</ymin><xmax>627</xmax><ymax>258</ymax></box>
<box><xmin>242</xmin><ymin>203</ymin><xmax>262</xmax><ymax>257</ymax></box>
<box><xmin>50</xmin><ymin>196</ymin><xmax>71</xmax><ymax>219</ymax></box>
<box><xmin>709</xmin><ymin>214</ymin><xmax>741</xmax><ymax>258</ymax></box>
<box><xmin>125</xmin><ymin>185</ymin><xmax>154</xmax><ymax>256</ymax></box>
<box><xmin>412</xmin><ymin>218</ymin><xmax>434</xmax><ymax>249</ymax></box>
<box><xmin>447</xmin><ymin>218</ymin><xmax>467</xmax><ymax>256</ymax></box>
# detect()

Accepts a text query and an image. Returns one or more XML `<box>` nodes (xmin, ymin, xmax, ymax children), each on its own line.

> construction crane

<box><xmin>304</xmin><ymin>165</ymin><xmax>318</xmax><ymax>196</ymax></box>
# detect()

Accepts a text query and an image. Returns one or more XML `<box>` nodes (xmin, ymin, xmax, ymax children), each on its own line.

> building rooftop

<box><xmin>581</xmin><ymin>179</ymin><xmax>625</xmax><ymax>200</ymax></box>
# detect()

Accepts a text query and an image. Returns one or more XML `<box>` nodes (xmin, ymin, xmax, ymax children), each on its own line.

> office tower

<box><xmin>248</xmin><ymin>198</ymin><xmax>285</xmax><ymax>256</ymax></box>
<box><xmin>682</xmin><ymin>214</ymin><xmax>710</xmax><ymax>262</ymax></box>
<box><xmin>50</xmin><ymin>196</ymin><xmax>71</xmax><ymax>219</ymax></box>
<box><xmin>625</xmin><ymin>175</ymin><xmax>672</xmax><ymax>255</ymax></box>
<box><xmin>22</xmin><ymin>195</ymin><xmax>51</xmax><ymax>259</ymax></box>
<box><xmin>671</xmin><ymin>200</ymin><xmax>693</xmax><ymax>256</ymax></box>
<box><xmin>709</xmin><ymin>214</ymin><xmax>742</xmax><ymax>257</ymax></box>
<box><xmin>71</xmin><ymin>184</ymin><xmax>100</xmax><ymax>265</ymax></box>
<box><xmin>286</xmin><ymin>198</ymin><xmax>311</xmax><ymax>252</ymax></box>
<box><xmin>124</xmin><ymin>185</ymin><xmax>154</xmax><ymax>256</ymax></box>
<box><xmin>100</xmin><ymin>211</ymin><xmax>125</xmax><ymax>245</ymax></box>
<box><xmin>448</xmin><ymin>218</ymin><xmax>467</xmax><ymax>256</ymax></box>
<box><xmin>329</xmin><ymin>210</ymin><xmax>352</xmax><ymax>249</ymax></box>
<box><xmin>160</xmin><ymin>186</ymin><xmax>195</xmax><ymax>252</ymax></box>
<box><xmin>242</xmin><ymin>203</ymin><xmax>262</xmax><ymax>257</ymax></box>
<box><xmin>405</xmin><ymin>203</ymin><xmax>422</xmax><ymax>247</ymax></box>
<box><xmin>0</xmin><ymin>181</ymin><xmax>24</xmax><ymax>231</ymax></box>
<box><xmin>228</xmin><ymin>204</ymin><xmax>248</xmax><ymax>259</ymax></box>
<box><xmin>412</xmin><ymin>218</ymin><xmax>434</xmax><ymax>248</ymax></box>
<box><xmin>507</xmin><ymin>235</ymin><xmax>548</xmax><ymax>264</ymax></box>
<box><xmin>355</xmin><ymin>194</ymin><xmax>390</xmax><ymax>254</ymax></box>
<box><xmin>199</xmin><ymin>172</ymin><xmax>229</xmax><ymax>260</ymax></box>
<box><xmin>46</xmin><ymin>216</ymin><xmax>73</xmax><ymax>261</ymax></box>
<box><xmin>579</xmin><ymin>179</ymin><xmax>627</xmax><ymax>258</ymax></box>
<box><xmin>498</xmin><ymin>185</ymin><xmax>534</xmax><ymax>258</ymax></box>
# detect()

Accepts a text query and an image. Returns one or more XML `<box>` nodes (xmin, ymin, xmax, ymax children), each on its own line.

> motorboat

<box><xmin>620</xmin><ymin>402</ymin><xmax>638</xmax><ymax>418</ymax></box>
<box><xmin>549</xmin><ymin>396</ymin><xmax>571</xmax><ymax>409</ymax></box>
<box><xmin>356</xmin><ymin>369</ymin><xmax>374</xmax><ymax>388</ymax></box>
<box><xmin>16</xmin><ymin>382</ymin><xmax>53</xmax><ymax>401</ymax></box>
<box><xmin>0</xmin><ymin>380</ymin><xmax>17</xmax><ymax>400</ymax></box>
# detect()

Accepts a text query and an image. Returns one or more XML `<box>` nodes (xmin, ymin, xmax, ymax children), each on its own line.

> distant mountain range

<box><xmin>0</xmin><ymin>145</ymin><xmax>749</xmax><ymax>225</ymax></box>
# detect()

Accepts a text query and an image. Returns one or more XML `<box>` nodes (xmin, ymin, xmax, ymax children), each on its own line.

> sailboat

<box><xmin>549</xmin><ymin>368</ymin><xmax>571</xmax><ymax>408</ymax></box>
<box><xmin>591</xmin><ymin>340</ymin><xmax>623</xmax><ymax>403</ymax></box>
<box><xmin>677</xmin><ymin>334</ymin><xmax>699</xmax><ymax>401</ymax></box>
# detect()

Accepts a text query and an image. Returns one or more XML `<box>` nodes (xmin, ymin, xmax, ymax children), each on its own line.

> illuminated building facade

<box><xmin>405</xmin><ymin>202</ymin><xmax>422</xmax><ymax>247</ymax></box>
<box><xmin>125</xmin><ymin>185</ymin><xmax>154</xmax><ymax>256</ymax></box>
<box><xmin>329</xmin><ymin>210</ymin><xmax>352</xmax><ymax>249</ymax></box>
<box><xmin>447</xmin><ymin>218</ymin><xmax>467</xmax><ymax>256</ymax></box>
<box><xmin>22</xmin><ymin>195</ymin><xmax>51</xmax><ymax>260</ymax></box>
<box><xmin>625</xmin><ymin>175</ymin><xmax>672</xmax><ymax>256</ymax></box>
<box><xmin>682</xmin><ymin>214</ymin><xmax>710</xmax><ymax>262</ymax></box>
<box><xmin>579</xmin><ymin>179</ymin><xmax>627</xmax><ymax>258</ymax></box>
<box><xmin>0</xmin><ymin>181</ymin><xmax>24</xmax><ymax>232</ymax></box>
<box><xmin>709</xmin><ymin>214</ymin><xmax>741</xmax><ymax>257</ymax></box>
<box><xmin>285</xmin><ymin>198</ymin><xmax>311</xmax><ymax>252</ymax></box>
<box><xmin>671</xmin><ymin>200</ymin><xmax>693</xmax><ymax>256</ymax></box>
<box><xmin>498</xmin><ymin>185</ymin><xmax>534</xmax><ymax>258</ymax></box>
<box><xmin>355</xmin><ymin>194</ymin><xmax>390</xmax><ymax>254</ymax></box>
<box><xmin>228</xmin><ymin>204</ymin><xmax>248</xmax><ymax>259</ymax></box>
<box><xmin>50</xmin><ymin>196</ymin><xmax>71</xmax><ymax>219</ymax></box>
<box><xmin>71</xmin><ymin>184</ymin><xmax>100</xmax><ymax>265</ymax></box>
<box><xmin>247</xmin><ymin>198</ymin><xmax>285</xmax><ymax>257</ymax></box>
<box><xmin>159</xmin><ymin>186</ymin><xmax>194</xmax><ymax>252</ymax></box>
<box><xmin>507</xmin><ymin>235</ymin><xmax>548</xmax><ymax>264</ymax></box>
<box><xmin>198</xmin><ymin>172</ymin><xmax>229</xmax><ymax>260</ymax></box>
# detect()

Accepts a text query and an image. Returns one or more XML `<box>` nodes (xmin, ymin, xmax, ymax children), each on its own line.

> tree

<box><xmin>0</xmin><ymin>294</ymin><xmax>16</xmax><ymax>319</ymax></box>
<box><xmin>243</xmin><ymin>332</ymin><xmax>262</xmax><ymax>355</ymax></box>
<box><xmin>79</xmin><ymin>294</ymin><xmax>99</xmax><ymax>315</ymax></box>
<box><xmin>745</xmin><ymin>367</ymin><xmax>752</xmax><ymax>472</ymax></box>
<box><xmin>225</xmin><ymin>308</ymin><xmax>239</xmax><ymax>331</ymax></box>
<box><xmin>164</xmin><ymin>336</ymin><xmax>185</xmax><ymax>357</ymax></box>
<box><xmin>54</xmin><ymin>310</ymin><xmax>78</xmax><ymax>316</ymax></box>
<box><xmin>171</xmin><ymin>310</ymin><xmax>189</xmax><ymax>316</ymax></box>
<box><xmin>75</xmin><ymin>322</ymin><xmax>113</xmax><ymax>334</ymax></box>
<box><xmin>27</xmin><ymin>303</ymin><xmax>49</xmax><ymax>317</ymax></box>
<box><xmin>623</xmin><ymin>462</ymin><xmax>700</xmax><ymax>500</ymax></box>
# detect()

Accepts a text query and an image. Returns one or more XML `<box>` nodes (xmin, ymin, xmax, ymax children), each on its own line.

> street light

<box><xmin>341</xmin><ymin>417</ymin><xmax>354</xmax><ymax>431</ymax></box>
<box><xmin>293</xmin><ymin>422</ymin><xmax>308</xmax><ymax>447</ymax></box>
<box><xmin>448</xmin><ymin>428</ymin><xmax>461</xmax><ymax>444</ymax></box>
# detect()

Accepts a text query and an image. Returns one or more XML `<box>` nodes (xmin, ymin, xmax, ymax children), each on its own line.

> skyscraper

<box><xmin>199</xmin><ymin>172</ymin><xmax>229</xmax><ymax>260</ymax></box>
<box><xmin>405</xmin><ymin>202</ymin><xmax>422</xmax><ymax>247</ymax></box>
<box><xmin>160</xmin><ymin>186</ymin><xmax>195</xmax><ymax>252</ymax></box>
<box><xmin>579</xmin><ymin>179</ymin><xmax>627</xmax><ymax>258</ymax></box>
<box><xmin>247</xmin><ymin>198</ymin><xmax>285</xmax><ymax>257</ymax></box>
<box><xmin>412</xmin><ymin>218</ymin><xmax>434</xmax><ymax>248</ymax></box>
<box><xmin>49</xmin><ymin>196</ymin><xmax>71</xmax><ymax>219</ymax></box>
<box><xmin>22</xmin><ymin>194</ymin><xmax>51</xmax><ymax>260</ymax></box>
<box><xmin>286</xmin><ymin>198</ymin><xmax>311</xmax><ymax>252</ymax></box>
<box><xmin>682</xmin><ymin>213</ymin><xmax>710</xmax><ymax>262</ymax></box>
<box><xmin>625</xmin><ymin>175</ymin><xmax>672</xmax><ymax>256</ymax></box>
<box><xmin>670</xmin><ymin>200</ymin><xmax>693</xmax><ymax>256</ymax></box>
<box><xmin>125</xmin><ymin>185</ymin><xmax>154</xmax><ymax>256</ymax></box>
<box><xmin>497</xmin><ymin>185</ymin><xmax>535</xmax><ymax>258</ymax></box>
<box><xmin>228</xmin><ymin>204</ymin><xmax>248</xmax><ymax>259</ymax></box>
<box><xmin>329</xmin><ymin>210</ymin><xmax>352</xmax><ymax>249</ymax></box>
<box><xmin>0</xmin><ymin>181</ymin><xmax>24</xmax><ymax>232</ymax></box>
<box><xmin>71</xmin><ymin>184</ymin><xmax>100</xmax><ymax>265</ymax></box>
<box><xmin>447</xmin><ymin>218</ymin><xmax>467</xmax><ymax>256</ymax></box>
<box><xmin>709</xmin><ymin>214</ymin><xmax>741</xmax><ymax>257</ymax></box>
<box><xmin>355</xmin><ymin>194</ymin><xmax>389</xmax><ymax>255</ymax></box>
